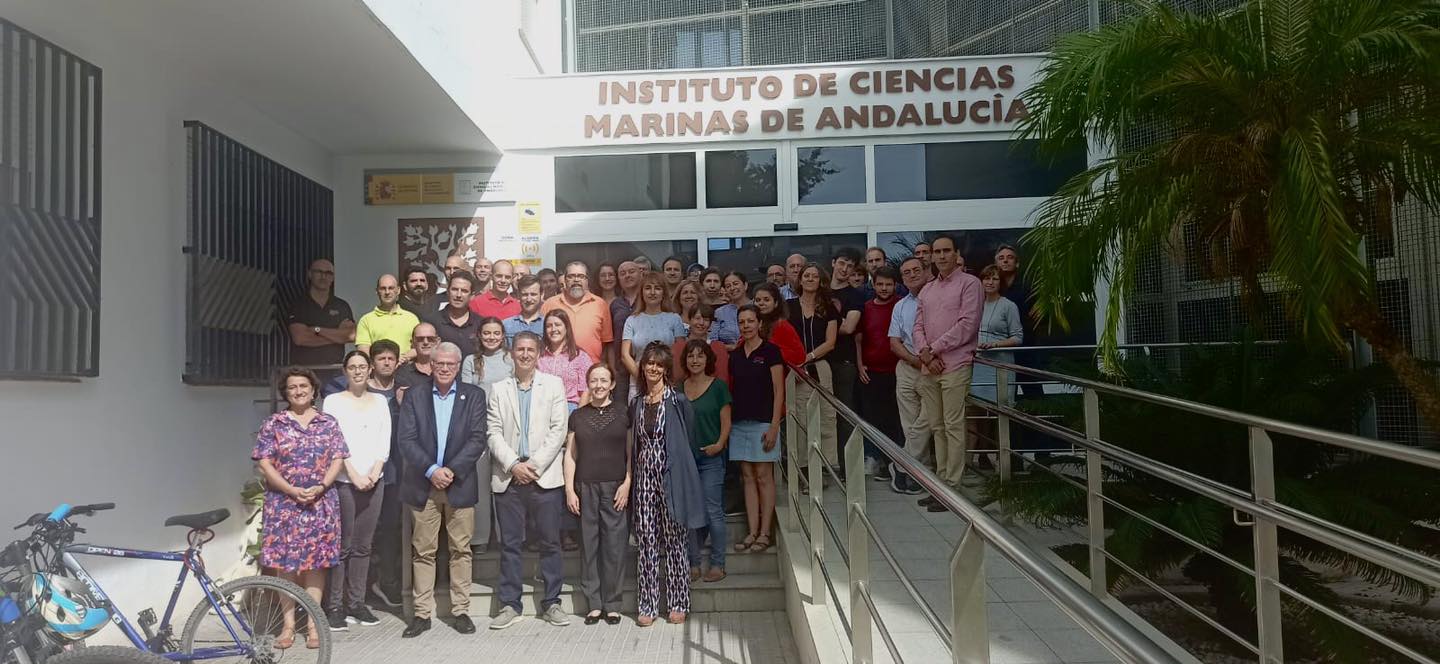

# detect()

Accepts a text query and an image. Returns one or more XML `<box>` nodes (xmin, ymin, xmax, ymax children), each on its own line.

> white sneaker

<box><xmin>863</xmin><ymin>457</ymin><xmax>880</xmax><ymax>477</ymax></box>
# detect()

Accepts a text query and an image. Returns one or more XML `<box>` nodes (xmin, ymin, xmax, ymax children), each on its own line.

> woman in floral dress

<box><xmin>253</xmin><ymin>367</ymin><xmax>349</xmax><ymax>649</ymax></box>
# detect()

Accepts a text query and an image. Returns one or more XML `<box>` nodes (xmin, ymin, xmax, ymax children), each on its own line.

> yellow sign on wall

<box><xmin>517</xmin><ymin>201</ymin><xmax>542</xmax><ymax>234</ymax></box>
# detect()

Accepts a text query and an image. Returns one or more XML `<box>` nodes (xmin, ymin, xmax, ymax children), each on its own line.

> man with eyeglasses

<box><xmin>764</xmin><ymin>263</ymin><xmax>787</xmax><ymax>288</ymax></box>
<box><xmin>396</xmin><ymin>341</ymin><xmax>489</xmax><ymax>638</ymax></box>
<box><xmin>887</xmin><ymin>257</ymin><xmax>934</xmax><ymax>495</ymax></box>
<box><xmin>540</xmin><ymin>260</ymin><xmax>612</xmax><ymax>363</ymax></box>
<box><xmin>781</xmin><ymin>253</ymin><xmax>806</xmax><ymax>300</ymax></box>
<box><xmin>396</xmin><ymin>322</ymin><xmax>441</xmax><ymax>396</ymax></box>
<box><xmin>286</xmin><ymin>258</ymin><xmax>355</xmax><ymax>376</ymax></box>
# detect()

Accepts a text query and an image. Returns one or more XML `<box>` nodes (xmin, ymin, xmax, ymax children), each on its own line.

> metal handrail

<box><xmin>981</xmin><ymin>357</ymin><xmax>1440</xmax><ymax>471</ymax></box>
<box><xmin>783</xmin><ymin>362</ymin><xmax>1182</xmax><ymax>664</ymax></box>
<box><xmin>969</xmin><ymin>356</ymin><xmax>1440</xmax><ymax>663</ymax></box>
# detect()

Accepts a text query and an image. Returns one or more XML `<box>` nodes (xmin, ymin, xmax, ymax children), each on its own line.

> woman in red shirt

<box><xmin>752</xmin><ymin>283</ymin><xmax>805</xmax><ymax>368</ymax></box>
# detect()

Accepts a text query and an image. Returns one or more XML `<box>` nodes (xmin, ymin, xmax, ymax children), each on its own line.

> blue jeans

<box><xmin>687</xmin><ymin>453</ymin><xmax>727</xmax><ymax>569</ymax></box>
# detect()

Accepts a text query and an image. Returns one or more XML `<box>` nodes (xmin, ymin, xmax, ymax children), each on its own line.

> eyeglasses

<box><xmin>433</xmin><ymin>361</ymin><xmax>460</xmax><ymax>369</ymax></box>
<box><xmin>414</xmin><ymin>336</ymin><xmax>439</xmax><ymax>343</ymax></box>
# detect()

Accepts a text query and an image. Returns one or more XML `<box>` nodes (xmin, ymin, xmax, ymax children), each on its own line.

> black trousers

<box><xmin>859</xmin><ymin>371</ymin><xmax>900</xmax><ymax>458</ymax></box>
<box><xmin>830</xmin><ymin>360</ymin><xmax>860</xmax><ymax>457</ymax></box>
<box><xmin>578</xmin><ymin>480</ymin><xmax>629</xmax><ymax>613</ymax></box>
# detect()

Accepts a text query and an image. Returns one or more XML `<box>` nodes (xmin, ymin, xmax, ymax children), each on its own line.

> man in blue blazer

<box><xmin>395</xmin><ymin>341</ymin><xmax>488</xmax><ymax>638</ymax></box>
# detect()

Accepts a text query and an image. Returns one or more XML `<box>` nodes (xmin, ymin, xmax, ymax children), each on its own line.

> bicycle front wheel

<box><xmin>179</xmin><ymin>575</ymin><xmax>330</xmax><ymax>664</ymax></box>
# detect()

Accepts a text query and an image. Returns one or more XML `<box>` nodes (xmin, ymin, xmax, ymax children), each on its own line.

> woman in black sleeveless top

<box><xmin>563</xmin><ymin>364</ymin><xmax>630</xmax><ymax>625</ymax></box>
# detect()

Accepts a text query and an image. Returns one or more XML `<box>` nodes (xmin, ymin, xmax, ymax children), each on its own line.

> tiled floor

<box><xmin>802</xmin><ymin>475</ymin><xmax>1119</xmax><ymax>664</ymax></box>
<box><xmin>331</xmin><ymin>609</ymin><xmax>800</xmax><ymax>664</ymax></box>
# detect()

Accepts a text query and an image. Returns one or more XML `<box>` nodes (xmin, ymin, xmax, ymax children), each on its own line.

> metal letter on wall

<box><xmin>184</xmin><ymin>121</ymin><xmax>333</xmax><ymax>385</ymax></box>
<box><xmin>0</xmin><ymin>20</ymin><xmax>103</xmax><ymax>379</ymax></box>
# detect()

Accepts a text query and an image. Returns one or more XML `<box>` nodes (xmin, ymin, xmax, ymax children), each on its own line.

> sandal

<box><xmin>305</xmin><ymin>629</ymin><xmax>321</xmax><ymax>649</ymax></box>
<box><xmin>703</xmin><ymin>567</ymin><xmax>727</xmax><ymax>583</ymax></box>
<box><xmin>604</xmin><ymin>612</ymin><xmax>622</xmax><ymax>625</ymax></box>
<box><xmin>667</xmin><ymin>610</ymin><xmax>687</xmax><ymax>624</ymax></box>
<box><xmin>636</xmin><ymin>615</ymin><xmax>656</xmax><ymax>627</ymax></box>
<box><xmin>748</xmin><ymin>534</ymin><xmax>772</xmax><ymax>553</ymax></box>
<box><xmin>584</xmin><ymin>611</ymin><xmax>602</xmax><ymax>625</ymax></box>
<box><xmin>733</xmin><ymin>534</ymin><xmax>757</xmax><ymax>552</ymax></box>
<box><xmin>275</xmin><ymin>630</ymin><xmax>295</xmax><ymax>650</ymax></box>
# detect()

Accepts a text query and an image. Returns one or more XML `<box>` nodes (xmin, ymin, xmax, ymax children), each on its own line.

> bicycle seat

<box><xmin>163</xmin><ymin>509</ymin><xmax>230</xmax><ymax>530</ymax></box>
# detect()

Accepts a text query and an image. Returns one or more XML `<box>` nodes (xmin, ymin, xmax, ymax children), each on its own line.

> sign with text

<box><xmin>505</xmin><ymin>55</ymin><xmax>1041</xmax><ymax>150</ymax></box>
<box><xmin>366</xmin><ymin>169</ymin><xmax>508</xmax><ymax>205</ymax></box>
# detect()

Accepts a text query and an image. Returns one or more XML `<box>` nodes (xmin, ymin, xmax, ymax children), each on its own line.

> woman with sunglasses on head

<box><xmin>621</xmin><ymin>272</ymin><xmax>687</xmax><ymax>392</ymax></box>
<box><xmin>629</xmin><ymin>342</ymin><xmax>706</xmax><ymax>626</ymax></box>
<box><xmin>788</xmin><ymin>264</ymin><xmax>840</xmax><ymax>480</ymax></box>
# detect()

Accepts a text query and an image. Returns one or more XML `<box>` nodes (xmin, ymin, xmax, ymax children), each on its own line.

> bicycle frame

<box><xmin>58</xmin><ymin>543</ymin><xmax>250</xmax><ymax>661</ymax></box>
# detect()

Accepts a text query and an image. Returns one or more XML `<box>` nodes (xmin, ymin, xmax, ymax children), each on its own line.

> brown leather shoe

<box><xmin>667</xmin><ymin>611</ymin><xmax>687</xmax><ymax>624</ymax></box>
<box><xmin>689</xmin><ymin>567</ymin><xmax>701</xmax><ymax>583</ymax></box>
<box><xmin>703</xmin><ymin>567</ymin><xmax>727</xmax><ymax>583</ymax></box>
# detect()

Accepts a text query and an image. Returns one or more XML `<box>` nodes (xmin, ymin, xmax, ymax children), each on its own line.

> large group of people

<box><xmin>257</xmin><ymin>236</ymin><xmax>1025</xmax><ymax>642</ymax></box>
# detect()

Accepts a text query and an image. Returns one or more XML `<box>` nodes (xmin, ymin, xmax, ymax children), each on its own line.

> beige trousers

<box><xmin>792</xmin><ymin>359</ymin><xmax>838</xmax><ymax>472</ymax></box>
<box><xmin>409</xmin><ymin>488</ymin><xmax>474</xmax><ymax>619</ymax></box>
<box><xmin>920</xmin><ymin>364</ymin><xmax>972</xmax><ymax>487</ymax></box>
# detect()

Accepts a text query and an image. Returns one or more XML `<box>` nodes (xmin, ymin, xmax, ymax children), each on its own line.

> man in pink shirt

<box><xmin>912</xmin><ymin>235</ymin><xmax>984</xmax><ymax>499</ymax></box>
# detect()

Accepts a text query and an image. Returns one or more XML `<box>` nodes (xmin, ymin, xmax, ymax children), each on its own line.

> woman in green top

<box><xmin>681</xmin><ymin>338</ymin><xmax>732</xmax><ymax>582</ymax></box>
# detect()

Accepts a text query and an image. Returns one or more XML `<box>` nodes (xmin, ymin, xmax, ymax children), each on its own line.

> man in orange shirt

<box><xmin>540</xmin><ymin>261</ymin><xmax>613</xmax><ymax>363</ymax></box>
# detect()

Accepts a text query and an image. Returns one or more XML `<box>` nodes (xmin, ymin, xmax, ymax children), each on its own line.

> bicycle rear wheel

<box><xmin>45</xmin><ymin>646</ymin><xmax>170</xmax><ymax>664</ymax></box>
<box><xmin>179</xmin><ymin>575</ymin><xmax>330</xmax><ymax>664</ymax></box>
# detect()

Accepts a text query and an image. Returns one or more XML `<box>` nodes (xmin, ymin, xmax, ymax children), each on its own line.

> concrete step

<box><xmin>437</xmin><ymin>571</ymin><xmax>786</xmax><ymax>616</ymax></box>
<box><xmin>469</xmin><ymin>545</ymin><xmax>778</xmax><ymax>579</ymax></box>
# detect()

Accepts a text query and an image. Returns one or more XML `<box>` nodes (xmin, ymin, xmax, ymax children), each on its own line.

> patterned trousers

<box><xmin>633</xmin><ymin>447</ymin><xmax>691</xmax><ymax>616</ymax></box>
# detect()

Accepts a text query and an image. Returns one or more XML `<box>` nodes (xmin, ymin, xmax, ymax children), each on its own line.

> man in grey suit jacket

<box><xmin>486</xmin><ymin>331</ymin><xmax>572</xmax><ymax>629</ymax></box>
<box><xmin>395</xmin><ymin>342</ymin><xmax>488</xmax><ymax>638</ymax></box>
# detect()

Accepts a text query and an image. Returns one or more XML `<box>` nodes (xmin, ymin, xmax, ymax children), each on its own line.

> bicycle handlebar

<box><xmin>14</xmin><ymin>503</ymin><xmax>114</xmax><ymax>530</ymax></box>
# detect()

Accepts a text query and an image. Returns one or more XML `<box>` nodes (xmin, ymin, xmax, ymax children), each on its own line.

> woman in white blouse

<box><xmin>320</xmin><ymin>349</ymin><xmax>392</xmax><ymax>628</ymax></box>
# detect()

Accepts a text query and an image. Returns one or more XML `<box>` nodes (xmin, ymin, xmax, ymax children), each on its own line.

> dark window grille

<box><xmin>184</xmin><ymin>122</ymin><xmax>333</xmax><ymax>385</ymax></box>
<box><xmin>0</xmin><ymin>19</ymin><xmax>102</xmax><ymax>379</ymax></box>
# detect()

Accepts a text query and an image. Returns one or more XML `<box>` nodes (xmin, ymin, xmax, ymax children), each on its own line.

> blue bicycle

<box><xmin>1</xmin><ymin>503</ymin><xmax>329</xmax><ymax>663</ymax></box>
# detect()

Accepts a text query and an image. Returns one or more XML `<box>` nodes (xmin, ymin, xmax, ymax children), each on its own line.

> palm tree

<box><xmin>1016</xmin><ymin>0</ymin><xmax>1440</xmax><ymax>431</ymax></box>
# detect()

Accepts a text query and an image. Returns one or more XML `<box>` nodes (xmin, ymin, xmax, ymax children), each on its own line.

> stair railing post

<box><xmin>1083</xmin><ymin>387</ymin><xmax>1107</xmax><ymax>597</ymax></box>
<box><xmin>846</xmin><ymin>427</ymin><xmax>871</xmax><ymax>663</ymax></box>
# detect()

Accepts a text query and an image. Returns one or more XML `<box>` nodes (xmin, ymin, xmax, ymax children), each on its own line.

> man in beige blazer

<box><xmin>486</xmin><ymin>331</ymin><xmax>572</xmax><ymax>630</ymax></box>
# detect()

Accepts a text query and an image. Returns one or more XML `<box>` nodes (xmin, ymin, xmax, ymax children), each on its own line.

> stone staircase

<box><xmin>434</xmin><ymin>517</ymin><xmax>784</xmax><ymax>615</ymax></box>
